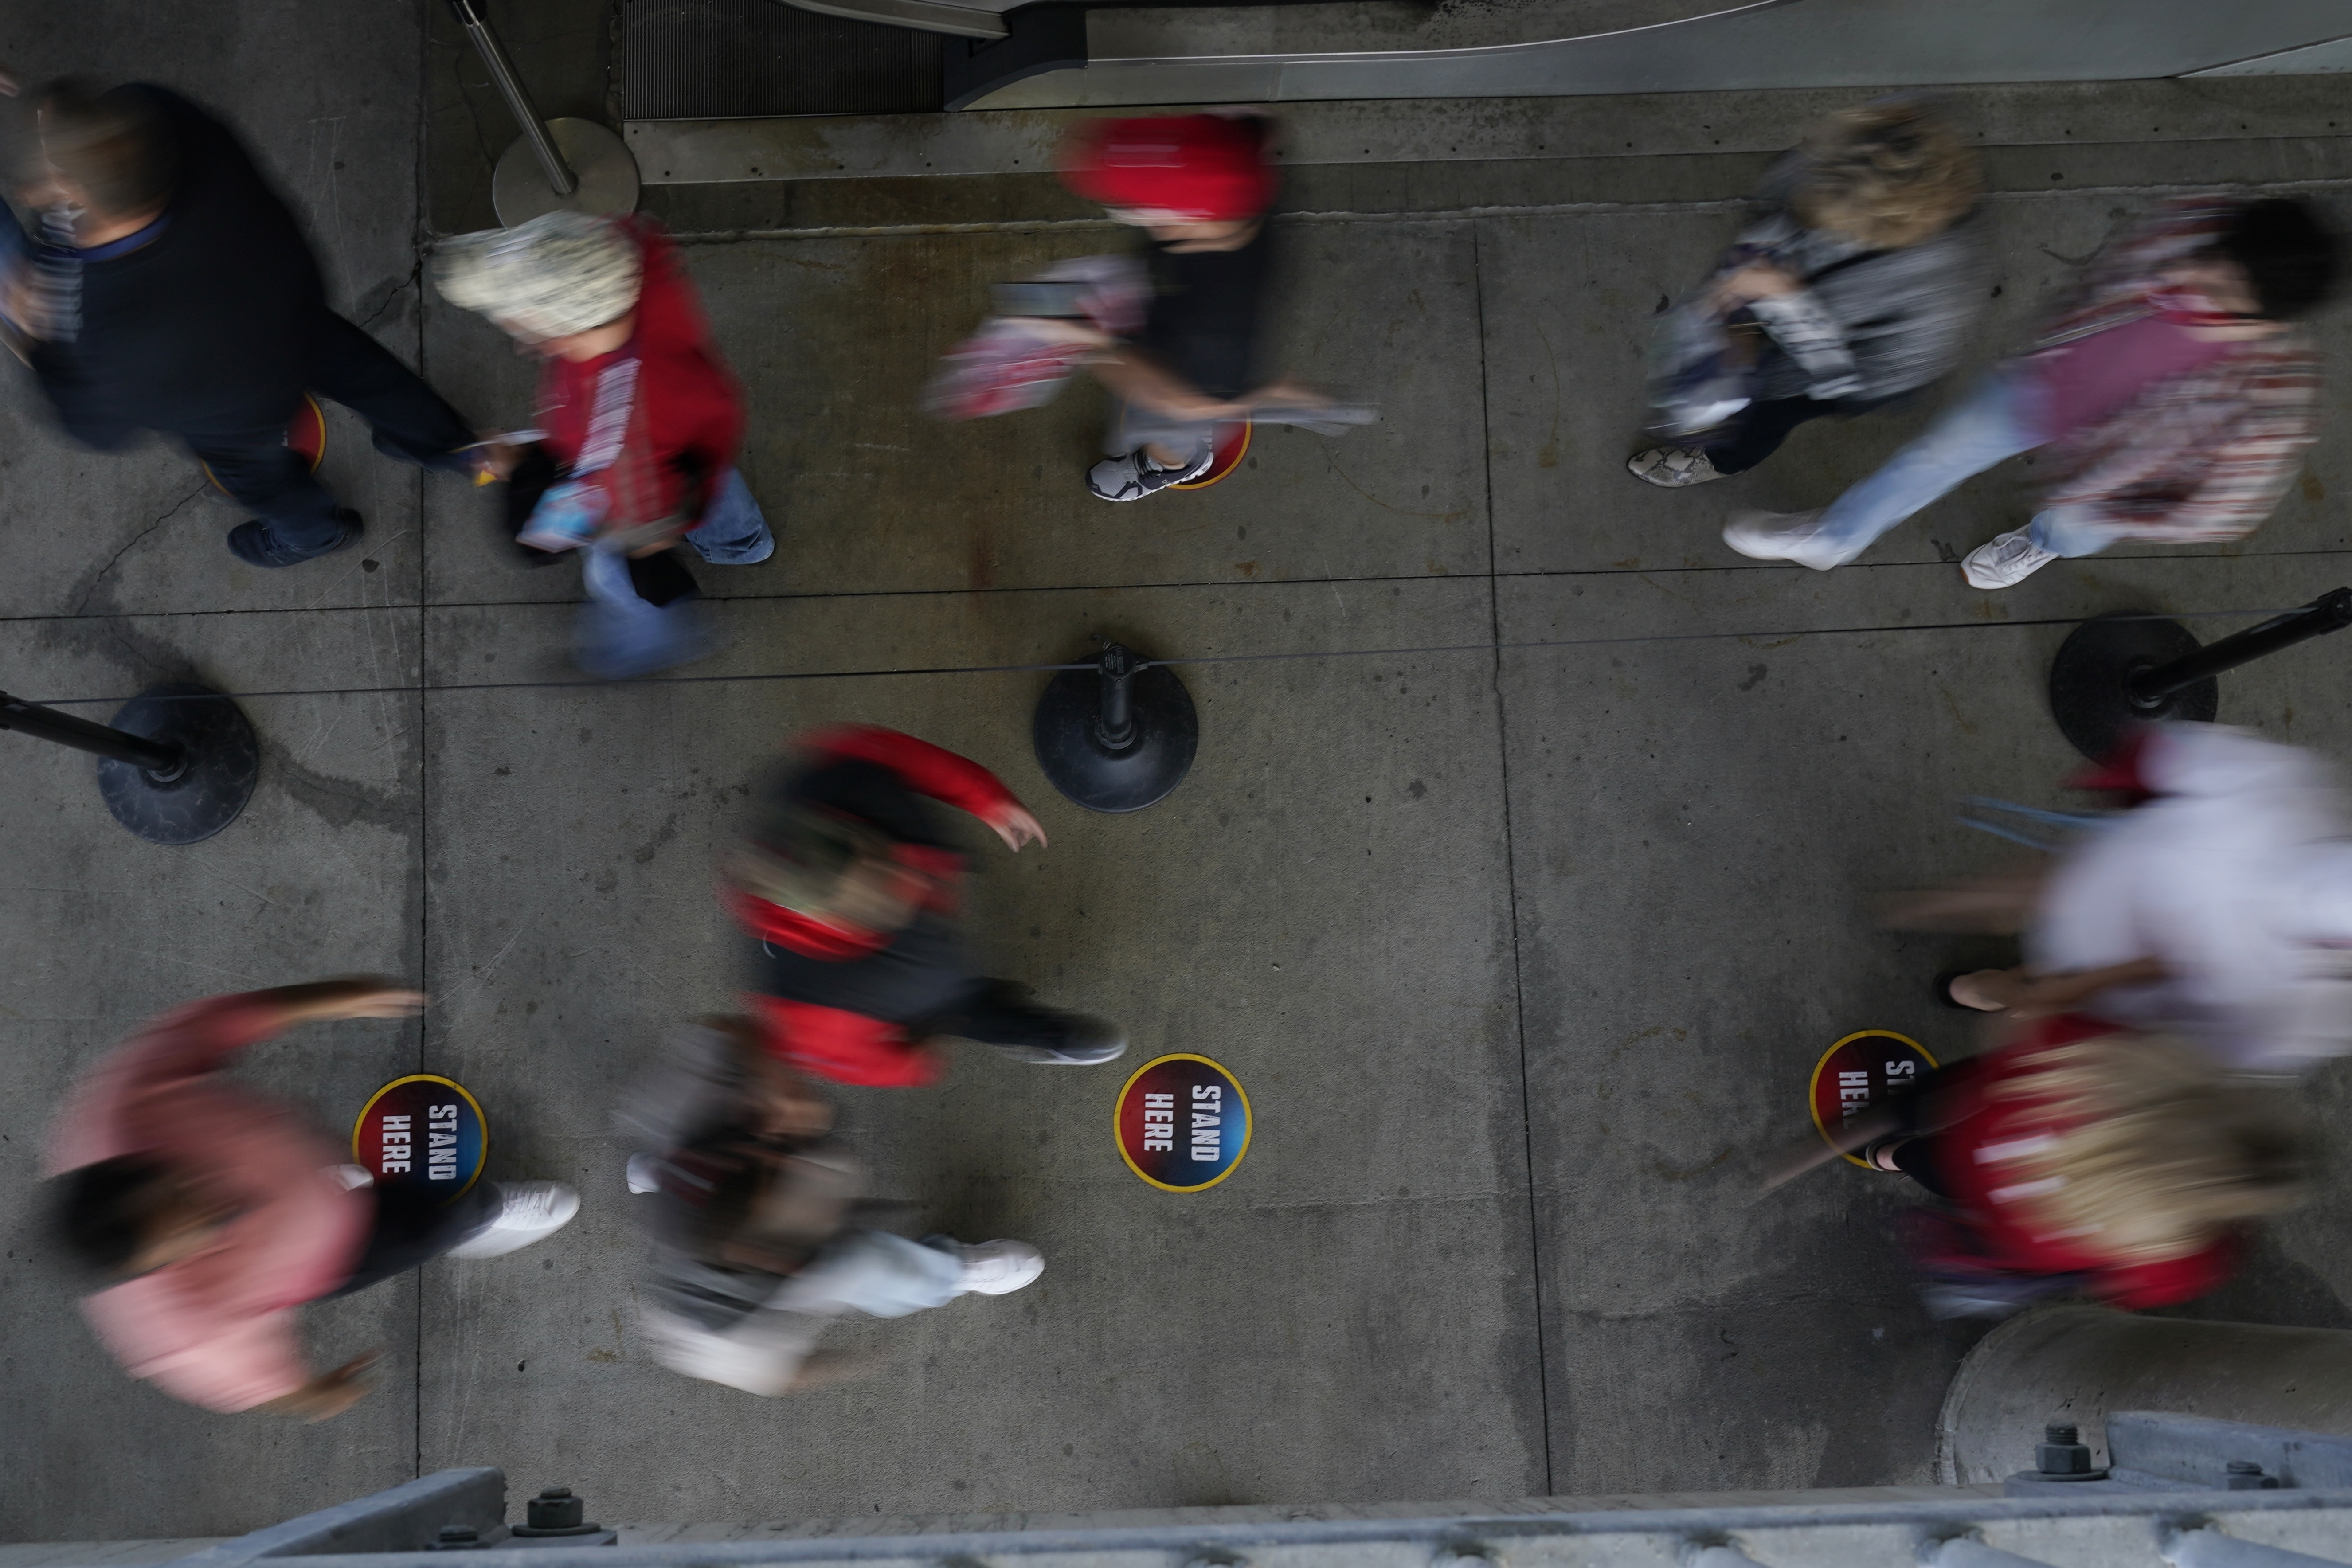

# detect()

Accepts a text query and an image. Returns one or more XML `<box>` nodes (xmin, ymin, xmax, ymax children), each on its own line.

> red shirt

<box><xmin>45</xmin><ymin>994</ymin><xmax>368</xmax><ymax>1412</ymax></box>
<box><xmin>728</xmin><ymin>727</ymin><xmax>1026</xmax><ymax>1088</ymax></box>
<box><xmin>537</xmin><ymin>216</ymin><xmax>745</xmax><ymax>529</ymax></box>
<box><xmin>1925</xmin><ymin>1015</ymin><xmax>2237</xmax><ymax>1310</ymax></box>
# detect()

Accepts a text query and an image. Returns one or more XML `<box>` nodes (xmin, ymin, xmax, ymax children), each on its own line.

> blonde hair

<box><xmin>1988</xmin><ymin>1032</ymin><xmax>2312</xmax><ymax>1265</ymax></box>
<box><xmin>1791</xmin><ymin>100</ymin><xmax>1983</xmax><ymax>249</ymax></box>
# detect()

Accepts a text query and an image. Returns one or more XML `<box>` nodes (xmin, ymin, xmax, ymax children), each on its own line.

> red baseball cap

<box><xmin>1059</xmin><ymin>114</ymin><xmax>1278</xmax><ymax>223</ymax></box>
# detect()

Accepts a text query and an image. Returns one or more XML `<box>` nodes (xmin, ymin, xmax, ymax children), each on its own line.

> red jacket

<box><xmin>729</xmin><ymin>727</ymin><xmax>1026</xmax><ymax>1087</ymax></box>
<box><xmin>1921</xmin><ymin>1015</ymin><xmax>2238</xmax><ymax>1310</ymax></box>
<box><xmin>537</xmin><ymin>216</ymin><xmax>744</xmax><ymax>530</ymax></box>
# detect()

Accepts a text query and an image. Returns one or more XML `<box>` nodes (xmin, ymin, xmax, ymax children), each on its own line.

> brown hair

<box><xmin>36</xmin><ymin>78</ymin><xmax>179</xmax><ymax>219</ymax></box>
<box><xmin>1990</xmin><ymin>1032</ymin><xmax>2313</xmax><ymax>1265</ymax></box>
<box><xmin>1790</xmin><ymin>100</ymin><xmax>1982</xmax><ymax>249</ymax></box>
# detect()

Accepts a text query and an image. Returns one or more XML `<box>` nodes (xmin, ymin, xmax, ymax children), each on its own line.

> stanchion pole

<box><xmin>443</xmin><ymin>0</ymin><xmax>641</xmax><ymax>226</ymax></box>
<box><xmin>1033</xmin><ymin>638</ymin><xmax>1198</xmax><ymax>813</ymax></box>
<box><xmin>2047</xmin><ymin>588</ymin><xmax>2352</xmax><ymax>760</ymax></box>
<box><xmin>0</xmin><ymin>683</ymin><xmax>260</xmax><ymax>845</ymax></box>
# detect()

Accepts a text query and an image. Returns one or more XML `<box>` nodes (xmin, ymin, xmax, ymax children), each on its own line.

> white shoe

<box><xmin>1961</xmin><ymin>529</ymin><xmax>2059</xmax><ymax>590</ymax></box>
<box><xmin>1721</xmin><ymin>510</ymin><xmax>1854</xmax><ymax>571</ymax></box>
<box><xmin>952</xmin><ymin>1239</ymin><xmax>1044</xmax><ymax>1296</ymax></box>
<box><xmin>1086</xmin><ymin>446</ymin><xmax>1212</xmax><ymax>502</ymax></box>
<box><xmin>445</xmin><ymin>1181</ymin><xmax>581</xmax><ymax>1259</ymax></box>
<box><xmin>625</xmin><ymin>1154</ymin><xmax>661</xmax><ymax>1195</ymax></box>
<box><xmin>1627</xmin><ymin>446</ymin><xmax>1725</xmax><ymax>489</ymax></box>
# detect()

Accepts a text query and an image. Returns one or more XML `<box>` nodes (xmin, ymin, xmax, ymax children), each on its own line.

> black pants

<box><xmin>186</xmin><ymin>312</ymin><xmax>474</xmax><ymax>556</ymax></box>
<box><xmin>1702</xmin><ymin>392</ymin><xmax>1894</xmax><ymax>476</ymax></box>
<box><xmin>327</xmin><ymin>1180</ymin><xmax>499</xmax><ymax>1298</ymax></box>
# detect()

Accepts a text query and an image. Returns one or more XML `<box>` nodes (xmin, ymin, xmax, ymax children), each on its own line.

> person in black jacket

<box><xmin>7</xmin><ymin>80</ymin><xmax>480</xmax><ymax>567</ymax></box>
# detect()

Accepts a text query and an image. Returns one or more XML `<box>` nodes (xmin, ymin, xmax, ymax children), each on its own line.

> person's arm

<box><xmin>800</xmin><ymin>726</ymin><xmax>1045</xmax><ymax>850</ymax></box>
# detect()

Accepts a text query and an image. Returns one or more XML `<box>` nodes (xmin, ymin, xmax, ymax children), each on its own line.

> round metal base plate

<box><xmin>95</xmin><ymin>684</ymin><xmax>260</xmax><ymax>845</ymax></box>
<box><xmin>2047</xmin><ymin>612</ymin><xmax>2217</xmax><ymax>761</ymax></box>
<box><xmin>1033</xmin><ymin>663</ymin><xmax>1198</xmax><ymax>813</ymax></box>
<box><xmin>493</xmin><ymin>118</ymin><xmax>642</xmax><ymax>227</ymax></box>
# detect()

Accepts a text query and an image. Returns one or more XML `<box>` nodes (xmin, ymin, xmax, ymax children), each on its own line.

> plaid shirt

<box><xmin>2031</xmin><ymin>197</ymin><xmax>2321</xmax><ymax>544</ymax></box>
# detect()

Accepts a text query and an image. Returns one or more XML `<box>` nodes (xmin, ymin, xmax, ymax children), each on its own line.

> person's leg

<box><xmin>2024</xmin><ymin>503</ymin><xmax>2119</xmax><ymax>559</ymax></box>
<box><xmin>1091</xmin><ymin>402</ymin><xmax>1213</xmax><ymax>501</ymax></box>
<box><xmin>187</xmin><ymin>432</ymin><xmax>356</xmax><ymax>566</ymax></box>
<box><xmin>326</xmin><ymin>1181</ymin><xmax>501</xmax><ymax>1297</ymax></box>
<box><xmin>1706</xmin><ymin>397</ymin><xmax>1838</xmax><ymax>476</ymax></box>
<box><xmin>305</xmin><ymin>311</ymin><xmax>475</xmax><ymax>475</ymax></box>
<box><xmin>775</xmin><ymin>1230</ymin><xmax>969</xmax><ymax>1318</ymax></box>
<box><xmin>576</xmin><ymin>545</ymin><xmax>714</xmax><ymax>679</ymax></box>
<box><xmin>1726</xmin><ymin>372</ymin><xmax>2043</xmax><ymax>569</ymax></box>
<box><xmin>1960</xmin><ymin>502</ymin><xmax>2117</xmax><ymax>590</ymax></box>
<box><xmin>929</xmin><ymin>978</ymin><xmax>1127</xmax><ymax>1066</ymax></box>
<box><xmin>681</xmin><ymin>468</ymin><xmax>775</xmax><ymax>566</ymax></box>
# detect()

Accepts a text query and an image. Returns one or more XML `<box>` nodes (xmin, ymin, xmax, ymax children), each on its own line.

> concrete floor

<box><xmin>7</xmin><ymin>0</ymin><xmax>2352</xmax><ymax>1541</ymax></box>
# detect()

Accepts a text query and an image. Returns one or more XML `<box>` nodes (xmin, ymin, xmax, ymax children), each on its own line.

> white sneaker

<box><xmin>445</xmin><ymin>1181</ymin><xmax>582</xmax><ymax>1259</ymax></box>
<box><xmin>1626</xmin><ymin>446</ymin><xmax>1725</xmax><ymax>488</ymax></box>
<box><xmin>952</xmin><ymin>1239</ymin><xmax>1044</xmax><ymax>1296</ymax></box>
<box><xmin>1722</xmin><ymin>510</ymin><xmax>1854</xmax><ymax>571</ymax></box>
<box><xmin>1961</xmin><ymin>529</ymin><xmax>2059</xmax><ymax>590</ymax></box>
<box><xmin>625</xmin><ymin>1154</ymin><xmax>661</xmax><ymax>1195</ymax></box>
<box><xmin>1086</xmin><ymin>446</ymin><xmax>1212</xmax><ymax>502</ymax></box>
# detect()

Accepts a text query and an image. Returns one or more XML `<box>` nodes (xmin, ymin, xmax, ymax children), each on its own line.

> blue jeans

<box><xmin>1812</xmin><ymin>371</ymin><xmax>2113</xmax><ymax>561</ymax></box>
<box><xmin>575</xmin><ymin>469</ymin><xmax>772</xmax><ymax>678</ymax></box>
<box><xmin>682</xmin><ymin>468</ymin><xmax>775</xmax><ymax>564</ymax></box>
<box><xmin>772</xmin><ymin>1231</ymin><xmax>966</xmax><ymax>1317</ymax></box>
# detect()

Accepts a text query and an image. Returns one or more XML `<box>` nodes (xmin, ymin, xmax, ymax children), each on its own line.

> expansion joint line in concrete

<box><xmin>15</xmin><ymin>604</ymin><xmax>2333</xmax><ymax>711</ymax></box>
<box><xmin>572</xmin><ymin>175</ymin><xmax>2352</xmax><ymax>248</ymax></box>
<box><xmin>1471</xmin><ymin>218</ymin><xmax>1555</xmax><ymax>1495</ymax></box>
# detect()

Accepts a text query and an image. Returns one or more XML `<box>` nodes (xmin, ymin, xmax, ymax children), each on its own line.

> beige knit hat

<box><xmin>433</xmin><ymin>210</ymin><xmax>643</xmax><ymax>340</ymax></box>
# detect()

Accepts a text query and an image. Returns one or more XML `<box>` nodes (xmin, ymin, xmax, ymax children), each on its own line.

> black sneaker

<box><xmin>954</xmin><ymin>983</ymin><xmax>1129</xmax><ymax>1066</ymax></box>
<box><xmin>1086</xmin><ymin>446</ymin><xmax>1212</xmax><ymax>502</ymax></box>
<box><xmin>228</xmin><ymin>508</ymin><xmax>362</xmax><ymax>568</ymax></box>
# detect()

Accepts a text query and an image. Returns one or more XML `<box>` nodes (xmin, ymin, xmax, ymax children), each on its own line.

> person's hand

<box><xmin>472</xmin><ymin>433</ymin><xmax>525</xmax><ymax>482</ymax></box>
<box><xmin>990</xmin><ymin>806</ymin><xmax>1047</xmax><ymax>852</ymax></box>
<box><xmin>1713</xmin><ymin>262</ymin><xmax>1801</xmax><ymax>305</ymax></box>
<box><xmin>265</xmin><ymin>978</ymin><xmax>428</xmax><ymax>1025</ymax></box>
<box><xmin>261</xmin><ymin>1351</ymin><xmax>381</xmax><ymax>1422</ymax></box>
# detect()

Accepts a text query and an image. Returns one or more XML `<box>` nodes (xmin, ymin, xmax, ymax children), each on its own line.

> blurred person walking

<box><xmin>6</xmin><ymin>81</ymin><xmax>484</xmax><ymax>567</ymax></box>
<box><xmin>1903</xmin><ymin>723</ymin><xmax>2352</xmax><ymax>1076</ymax></box>
<box><xmin>1767</xmin><ymin>1015</ymin><xmax>2312</xmax><ymax>1319</ymax></box>
<box><xmin>43</xmin><ymin>981</ymin><xmax>578</xmax><ymax>1417</ymax></box>
<box><xmin>1631</xmin><ymin>98</ymin><xmax>1988</xmax><ymax>489</ymax></box>
<box><xmin>620</xmin><ymin>1017</ymin><xmax>1043</xmax><ymax>1396</ymax></box>
<box><xmin>723</xmin><ymin>725</ymin><xmax>1124</xmax><ymax>1086</ymax></box>
<box><xmin>1724</xmin><ymin>194</ymin><xmax>2340</xmax><ymax>587</ymax></box>
<box><xmin>1055</xmin><ymin>113</ymin><xmax>1369</xmax><ymax>503</ymax></box>
<box><xmin>436</xmin><ymin>210</ymin><xmax>771</xmax><ymax>679</ymax></box>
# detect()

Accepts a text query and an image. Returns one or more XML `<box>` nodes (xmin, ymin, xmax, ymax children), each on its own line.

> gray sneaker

<box><xmin>1721</xmin><ymin>509</ymin><xmax>1855</xmax><ymax>571</ymax></box>
<box><xmin>1961</xmin><ymin>529</ymin><xmax>2060</xmax><ymax>590</ymax></box>
<box><xmin>1087</xmin><ymin>446</ymin><xmax>1213</xmax><ymax>502</ymax></box>
<box><xmin>1627</xmin><ymin>446</ymin><xmax>1726</xmax><ymax>489</ymax></box>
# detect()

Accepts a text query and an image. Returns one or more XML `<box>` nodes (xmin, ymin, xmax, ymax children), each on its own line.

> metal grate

<box><xmin>623</xmin><ymin>0</ymin><xmax>943</xmax><ymax>120</ymax></box>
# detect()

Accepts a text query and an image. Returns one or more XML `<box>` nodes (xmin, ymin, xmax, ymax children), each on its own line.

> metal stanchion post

<box><xmin>444</xmin><ymin>0</ymin><xmax>640</xmax><ymax>227</ymax></box>
<box><xmin>1032</xmin><ymin>639</ymin><xmax>1198</xmax><ymax>813</ymax></box>
<box><xmin>2047</xmin><ymin>589</ymin><xmax>2352</xmax><ymax>759</ymax></box>
<box><xmin>0</xmin><ymin>683</ymin><xmax>259</xmax><ymax>844</ymax></box>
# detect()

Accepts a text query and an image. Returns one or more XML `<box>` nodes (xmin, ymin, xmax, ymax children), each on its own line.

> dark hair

<box><xmin>49</xmin><ymin>1156</ymin><xmax>177</xmax><ymax>1275</ymax></box>
<box><xmin>2215</xmin><ymin>197</ymin><xmax>2341</xmax><ymax>320</ymax></box>
<box><xmin>36</xmin><ymin>78</ymin><xmax>180</xmax><ymax>218</ymax></box>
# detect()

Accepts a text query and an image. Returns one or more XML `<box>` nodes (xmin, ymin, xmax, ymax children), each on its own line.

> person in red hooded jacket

<box><xmin>721</xmin><ymin>726</ymin><xmax>1127</xmax><ymax>1087</ymax></box>
<box><xmin>435</xmin><ymin>210</ymin><xmax>773</xmax><ymax>678</ymax></box>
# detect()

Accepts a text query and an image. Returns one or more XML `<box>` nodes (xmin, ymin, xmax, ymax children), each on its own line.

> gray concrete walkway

<box><xmin>5</xmin><ymin>1</ymin><xmax>2352</xmax><ymax>1541</ymax></box>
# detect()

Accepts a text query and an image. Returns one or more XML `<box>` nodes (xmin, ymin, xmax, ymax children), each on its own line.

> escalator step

<box><xmin>623</xmin><ymin>0</ymin><xmax>943</xmax><ymax>120</ymax></box>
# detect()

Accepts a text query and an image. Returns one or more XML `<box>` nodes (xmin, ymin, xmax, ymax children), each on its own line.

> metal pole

<box><xmin>0</xmin><ymin>691</ymin><xmax>185</xmax><ymax>778</ymax></box>
<box><xmin>2129</xmin><ymin>587</ymin><xmax>2352</xmax><ymax>704</ymax></box>
<box><xmin>444</xmin><ymin>0</ymin><xmax>578</xmax><ymax>196</ymax></box>
<box><xmin>1095</xmin><ymin>644</ymin><xmax>1138</xmax><ymax>751</ymax></box>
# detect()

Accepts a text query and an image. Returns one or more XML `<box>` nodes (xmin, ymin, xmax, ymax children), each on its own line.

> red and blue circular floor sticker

<box><xmin>353</xmin><ymin>1075</ymin><xmax>487</xmax><ymax>1200</ymax></box>
<box><xmin>1115</xmin><ymin>1053</ymin><xmax>1250</xmax><ymax>1191</ymax></box>
<box><xmin>1809</xmin><ymin>1030</ymin><xmax>1937</xmax><ymax>1167</ymax></box>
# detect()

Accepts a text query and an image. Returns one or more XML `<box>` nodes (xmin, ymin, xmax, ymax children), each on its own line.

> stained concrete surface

<box><xmin>7</xmin><ymin>0</ymin><xmax>2352</xmax><ymax>1541</ymax></box>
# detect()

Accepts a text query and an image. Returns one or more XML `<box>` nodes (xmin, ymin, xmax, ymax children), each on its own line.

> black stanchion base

<box><xmin>2047</xmin><ymin>612</ymin><xmax>2217</xmax><ymax>761</ymax></box>
<box><xmin>1033</xmin><ymin>661</ymin><xmax>1198</xmax><ymax>813</ymax></box>
<box><xmin>96</xmin><ymin>684</ymin><xmax>260</xmax><ymax>845</ymax></box>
